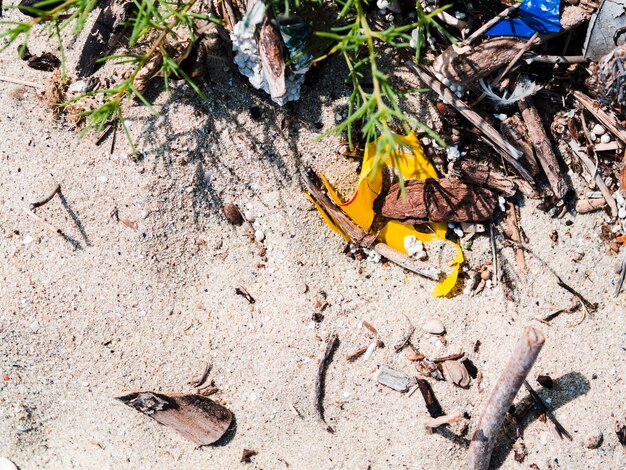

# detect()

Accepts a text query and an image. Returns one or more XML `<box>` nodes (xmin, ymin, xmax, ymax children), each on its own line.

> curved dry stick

<box><xmin>467</xmin><ymin>327</ymin><xmax>545</xmax><ymax>470</ymax></box>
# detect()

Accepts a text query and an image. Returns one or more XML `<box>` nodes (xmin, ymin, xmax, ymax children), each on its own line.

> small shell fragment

<box><xmin>441</xmin><ymin>360</ymin><xmax>470</xmax><ymax>387</ymax></box>
<box><xmin>422</xmin><ymin>319</ymin><xmax>446</xmax><ymax>335</ymax></box>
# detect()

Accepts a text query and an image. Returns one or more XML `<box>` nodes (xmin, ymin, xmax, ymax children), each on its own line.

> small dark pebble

<box><xmin>537</xmin><ymin>374</ymin><xmax>554</xmax><ymax>389</ymax></box>
<box><xmin>223</xmin><ymin>203</ymin><xmax>243</xmax><ymax>225</ymax></box>
<box><xmin>249</xmin><ymin>106</ymin><xmax>262</xmax><ymax>121</ymax></box>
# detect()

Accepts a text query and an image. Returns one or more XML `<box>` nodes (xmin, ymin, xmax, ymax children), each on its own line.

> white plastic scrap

<box><xmin>231</xmin><ymin>2</ymin><xmax>304</xmax><ymax>105</ymax></box>
<box><xmin>446</xmin><ymin>145</ymin><xmax>465</xmax><ymax>161</ymax></box>
<box><xmin>404</xmin><ymin>235</ymin><xmax>427</xmax><ymax>260</ymax></box>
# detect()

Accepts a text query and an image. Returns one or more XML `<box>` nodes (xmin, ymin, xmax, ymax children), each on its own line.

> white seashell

<box><xmin>600</xmin><ymin>134</ymin><xmax>611</xmax><ymax>143</ymax></box>
<box><xmin>422</xmin><ymin>318</ymin><xmax>445</xmax><ymax>335</ymax></box>
<box><xmin>0</xmin><ymin>458</ymin><xmax>18</xmax><ymax>470</ymax></box>
<box><xmin>591</xmin><ymin>124</ymin><xmax>606</xmax><ymax>136</ymax></box>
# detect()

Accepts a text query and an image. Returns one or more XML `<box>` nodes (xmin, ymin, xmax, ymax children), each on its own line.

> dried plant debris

<box><xmin>241</xmin><ymin>448</ymin><xmax>258</xmax><ymax>463</ymax></box>
<box><xmin>18</xmin><ymin>46</ymin><xmax>60</xmax><ymax>71</ymax></box>
<box><xmin>116</xmin><ymin>391</ymin><xmax>233</xmax><ymax>445</ymax></box>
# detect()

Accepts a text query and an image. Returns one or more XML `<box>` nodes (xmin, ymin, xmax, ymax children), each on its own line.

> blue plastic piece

<box><xmin>485</xmin><ymin>0</ymin><xmax>562</xmax><ymax>38</ymax></box>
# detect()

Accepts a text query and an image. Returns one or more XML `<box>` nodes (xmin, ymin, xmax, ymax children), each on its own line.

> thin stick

<box><xmin>30</xmin><ymin>184</ymin><xmax>61</xmax><ymax>210</ymax></box>
<box><xmin>523</xmin><ymin>54</ymin><xmax>587</xmax><ymax>65</ymax></box>
<box><xmin>0</xmin><ymin>75</ymin><xmax>43</xmax><ymax>89</ymax></box>
<box><xmin>491</xmin><ymin>33</ymin><xmax>540</xmax><ymax>87</ymax></box>
<box><xmin>416</xmin><ymin>378</ymin><xmax>444</xmax><ymax>418</ymax></box>
<box><xmin>489</xmin><ymin>224</ymin><xmax>499</xmax><ymax>287</ymax></box>
<box><xmin>567</xmin><ymin>139</ymin><xmax>618</xmax><ymax>218</ymax></box>
<box><xmin>189</xmin><ymin>363</ymin><xmax>212</xmax><ymax>388</ymax></box>
<box><xmin>301</xmin><ymin>168</ymin><xmax>443</xmax><ymax>281</ymax></box>
<box><xmin>22</xmin><ymin>207</ymin><xmax>63</xmax><ymax>236</ymax></box>
<box><xmin>407</xmin><ymin>63</ymin><xmax>534</xmax><ymax>184</ymax></box>
<box><xmin>523</xmin><ymin>380</ymin><xmax>572</xmax><ymax>440</ymax></box>
<box><xmin>467</xmin><ymin>327</ymin><xmax>545</xmax><ymax>470</ymax></box>
<box><xmin>518</xmin><ymin>97</ymin><xmax>569</xmax><ymax>198</ymax></box>
<box><xmin>315</xmin><ymin>332</ymin><xmax>338</xmax><ymax>433</ymax></box>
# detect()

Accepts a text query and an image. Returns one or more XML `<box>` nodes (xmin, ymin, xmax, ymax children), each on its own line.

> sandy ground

<box><xmin>1</xmin><ymin>4</ymin><xmax>625</xmax><ymax>469</ymax></box>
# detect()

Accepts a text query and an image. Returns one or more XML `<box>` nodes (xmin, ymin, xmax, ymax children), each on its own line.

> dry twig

<box><xmin>30</xmin><ymin>184</ymin><xmax>61</xmax><ymax>210</ymax></box>
<box><xmin>467</xmin><ymin>327</ymin><xmax>545</xmax><ymax>470</ymax></box>
<box><xmin>315</xmin><ymin>332</ymin><xmax>338</xmax><ymax>433</ymax></box>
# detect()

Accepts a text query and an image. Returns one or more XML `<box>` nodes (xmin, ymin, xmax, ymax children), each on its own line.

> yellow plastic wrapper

<box><xmin>314</xmin><ymin>132</ymin><xmax>464</xmax><ymax>297</ymax></box>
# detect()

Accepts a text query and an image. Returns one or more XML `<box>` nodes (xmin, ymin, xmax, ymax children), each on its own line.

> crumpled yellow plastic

<box><xmin>314</xmin><ymin>132</ymin><xmax>464</xmax><ymax>297</ymax></box>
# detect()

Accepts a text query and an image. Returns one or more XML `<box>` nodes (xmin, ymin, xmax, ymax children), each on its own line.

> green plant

<box><xmin>316</xmin><ymin>0</ymin><xmax>452</xmax><ymax>176</ymax></box>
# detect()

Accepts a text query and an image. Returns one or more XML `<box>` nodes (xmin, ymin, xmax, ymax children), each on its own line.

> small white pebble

<box><xmin>0</xmin><ymin>457</ymin><xmax>18</xmax><ymax>470</ymax></box>
<box><xmin>454</xmin><ymin>11</ymin><xmax>467</xmax><ymax>20</ymax></box>
<box><xmin>600</xmin><ymin>134</ymin><xmax>611</xmax><ymax>144</ymax></box>
<box><xmin>23</xmin><ymin>236</ymin><xmax>33</xmax><ymax>245</ymax></box>
<box><xmin>494</xmin><ymin>113</ymin><xmax>507</xmax><ymax>121</ymax></box>
<box><xmin>592</xmin><ymin>123</ymin><xmax>606</xmax><ymax>136</ymax></box>
<box><xmin>335</xmin><ymin>113</ymin><xmax>342</xmax><ymax>122</ymax></box>
<box><xmin>498</xmin><ymin>196</ymin><xmax>506</xmax><ymax>212</ymax></box>
<box><xmin>255</xmin><ymin>229</ymin><xmax>265</xmax><ymax>242</ymax></box>
<box><xmin>29</xmin><ymin>320</ymin><xmax>39</xmax><ymax>333</ymax></box>
<box><xmin>590</xmin><ymin>132</ymin><xmax>597</xmax><ymax>141</ymax></box>
<box><xmin>141</xmin><ymin>210</ymin><xmax>149</xmax><ymax>219</ymax></box>
<box><xmin>363</xmin><ymin>342</ymin><xmax>377</xmax><ymax>360</ymax></box>
<box><xmin>98</xmin><ymin>176</ymin><xmax>108</xmax><ymax>183</ymax></box>
<box><xmin>619</xmin><ymin>207</ymin><xmax>626</xmax><ymax>219</ymax></box>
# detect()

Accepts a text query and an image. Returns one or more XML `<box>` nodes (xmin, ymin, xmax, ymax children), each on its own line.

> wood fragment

<box><xmin>576</xmin><ymin>198</ymin><xmax>607</xmax><ymax>214</ymax></box>
<box><xmin>408</xmin><ymin>63</ymin><xmax>534</xmax><ymax>184</ymax></box>
<box><xmin>315</xmin><ymin>332</ymin><xmax>338</xmax><ymax>433</ymax></box>
<box><xmin>416</xmin><ymin>378</ymin><xmax>444</xmax><ymax>418</ymax></box>
<box><xmin>235</xmin><ymin>286</ymin><xmax>255</xmax><ymax>304</ymax></box>
<box><xmin>467</xmin><ymin>327</ymin><xmax>545</xmax><ymax>470</ymax></box>
<box><xmin>30</xmin><ymin>184</ymin><xmax>61</xmax><ymax>210</ymax></box>
<box><xmin>432</xmin><ymin>352</ymin><xmax>465</xmax><ymax>363</ymax></box>
<box><xmin>361</xmin><ymin>320</ymin><xmax>378</xmax><ymax>336</ymax></box>
<box><xmin>518</xmin><ymin>97</ymin><xmax>569</xmax><ymax>198</ymax></box>
<box><xmin>524</xmin><ymin>54</ymin><xmax>588</xmax><ymax>65</ymax></box>
<box><xmin>500</xmin><ymin>115</ymin><xmax>540</xmax><ymax>176</ymax></box>
<box><xmin>567</xmin><ymin>139</ymin><xmax>618</xmax><ymax>218</ymax></box>
<box><xmin>346</xmin><ymin>345</ymin><xmax>368</xmax><ymax>362</ymax></box>
<box><xmin>489</xmin><ymin>224</ymin><xmax>499</xmax><ymax>287</ymax></box>
<box><xmin>115</xmin><ymin>391</ymin><xmax>232</xmax><ymax>445</ymax></box>
<box><xmin>453</xmin><ymin>160</ymin><xmax>517</xmax><ymax>197</ymax></box>
<box><xmin>302</xmin><ymin>168</ymin><xmax>443</xmax><ymax>281</ymax></box>
<box><xmin>241</xmin><ymin>448</ymin><xmax>257</xmax><ymax>463</ymax></box>
<box><xmin>523</xmin><ymin>380</ymin><xmax>572</xmax><ymax>440</ymax></box>
<box><xmin>22</xmin><ymin>207</ymin><xmax>63</xmax><ymax>237</ymax></box>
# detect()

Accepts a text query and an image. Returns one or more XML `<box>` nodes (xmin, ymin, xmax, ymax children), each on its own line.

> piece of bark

<box><xmin>518</xmin><ymin>97</ymin><xmax>569</xmax><ymax>199</ymax></box>
<box><xmin>576</xmin><ymin>198</ymin><xmax>607</xmax><ymax>214</ymax></box>
<box><xmin>500</xmin><ymin>115</ymin><xmax>540</xmax><ymax>176</ymax></box>
<box><xmin>505</xmin><ymin>201</ymin><xmax>527</xmax><ymax>273</ymax></box>
<box><xmin>301</xmin><ymin>168</ymin><xmax>444</xmax><ymax>281</ymax></box>
<box><xmin>467</xmin><ymin>327</ymin><xmax>545</xmax><ymax>470</ymax></box>
<box><xmin>380</xmin><ymin>178</ymin><xmax>497</xmax><ymax>224</ymax></box>
<box><xmin>375</xmin><ymin>365</ymin><xmax>417</xmax><ymax>392</ymax></box>
<box><xmin>454</xmin><ymin>160</ymin><xmax>517</xmax><ymax>197</ymax></box>
<box><xmin>116</xmin><ymin>391</ymin><xmax>233</xmax><ymax>445</ymax></box>
<box><xmin>408</xmin><ymin>63</ymin><xmax>534</xmax><ymax>185</ymax></box>
<box><xmin>315</xmin><ymin>332</ymin><xmax>338</xmax><ymax>432</ymax></box>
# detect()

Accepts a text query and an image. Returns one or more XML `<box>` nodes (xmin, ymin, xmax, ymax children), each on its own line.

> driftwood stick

<box><xmin>301</xmin><ymin>168</ymin><xmax>443</xmax><ymax>281</ymax></box>
<box><xmin>567</xmin><ymin>139</ymin><xmax>618</xmax><ymax>218</ymax></box>
<box><xmin>30</xmin><ymin>184</ymin><xmax>61</xmax><ymax>210</ymax></box>
<box><xmin>408</xmin><ymin>62</ymin><xmax>533</xmax><ymax>184</ymax></box>
<box><xmin>315</xmin><ymin>332</ymin><xmax>338</xmax><ymax>433</ymax></box>
<box><xmin>572</xmin><ymin>91</ymin><xmax>626</xmax><ymax>145</ymax></box>
<box><xmin>518</xmin><ymin>97</ymin><xmax>569</xmax><ymax>198</ymax></box>
<box><xmin>22</xmin><ymin>207</ymin><xmax>63</xmax><ymax>237</ymax></box>
<box><xmin>467</xmin><ymin>327</ymin><xmax>545</xmax><ymax>470</ymax></box>
<box><xmin>500</xmin><ymin>115</ymin><xmax>541</xmax><ymax>176</ymax></box>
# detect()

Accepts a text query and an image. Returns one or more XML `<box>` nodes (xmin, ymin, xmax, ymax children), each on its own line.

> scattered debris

<box><xmin>536</xmin><ymin>374</ymin><xmax>554</xmax><ymax>389</ymax></box>
<box><xmin>394</xmin><ymin>326</ymin><xmax>415</xmax><ymax>352</ymax></box>
<box><xmin>235</xmin><ymin>286</ymin><xmax>255</xmax><ymax>304</ymax></box>
<box><xmin>441</xmin><ymin>360</ymin><xmax>470</xmax><ymax>388</ymax></box>
<box><xmin>523</xmin><ymin>380</ymin><xmax>572</xmax><ymax>440</ymax></box>
<box><xmin>116</xmin><ymin>391</ymin><xmax>233</xmax><ymax>445</ymax></box>
<box><xmin>224</xmin><ymin>203</ymin><xmax>244</xmax><ymax>225</ymax></box>
<box><xmin>512</xmin><ymin>441</ymin><xmax>528</xmax><ymax>462</ymax></box>
<box><xmin>416</xmin><ymin>378</ymin><xmax>444</xmax><ymax>418</ymax></box>
<box><xmin>424</xmin><ymin>411</ymin><xmax>463</xmax><ymax>431</ymax></box>
<box><xmin>189</xmin><ymin>363</ymin><xmax>212</xmax><ymax>388</ymax></box>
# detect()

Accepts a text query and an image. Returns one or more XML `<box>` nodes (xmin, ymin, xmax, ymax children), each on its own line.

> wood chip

<box><xmin>374</xmin><ymin>365</ymin><xmax>417</xmax><ymax>392</ymax></box>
